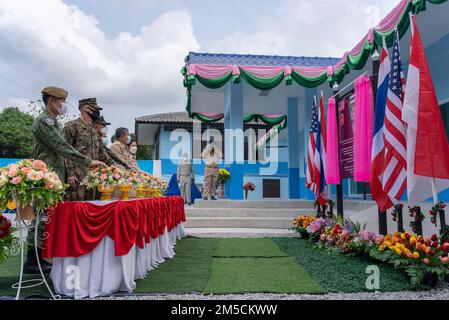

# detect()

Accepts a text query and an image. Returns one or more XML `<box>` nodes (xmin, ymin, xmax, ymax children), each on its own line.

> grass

<box><xmin>273</xmin><ymin>237</ymin><xmax>422</xmax><ymax>293</ymax></box>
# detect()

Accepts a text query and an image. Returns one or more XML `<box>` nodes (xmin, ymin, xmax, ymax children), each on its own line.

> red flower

<box><xmin>431</xmin><ymin>234</ymin><xmax>438</xmax><ymax>242</ymax></box>
<box><xmin>0</xmin><ymin>215</ymin><xmax>12</xmax><ymax>239</ymax></box>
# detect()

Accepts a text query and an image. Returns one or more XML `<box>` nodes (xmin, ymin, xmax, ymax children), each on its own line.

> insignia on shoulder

<box><xmin>45</xmin><ymin>118</ymin><xmax>55</xmax><ymax>126</ymax></box>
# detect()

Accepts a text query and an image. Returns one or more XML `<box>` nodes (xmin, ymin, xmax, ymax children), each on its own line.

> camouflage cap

<box><xmin>78</xmin><ymin>97</ymin><xmax>103</xmax><ymax>110</ymax></box>
<box><xmin>93</xmin><ymin>116</ymin><xmax>111</xmax><ymax>126</ymax></box>
<box><xmin>41</xmin><ymin>86</ymin><xmax>68</xmax><ymax>99</ymax></box>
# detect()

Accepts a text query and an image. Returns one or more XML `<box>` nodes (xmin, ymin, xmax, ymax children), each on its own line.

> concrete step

<box><xmin>184</xmin><ymin>217</ymin><xmax>294</xmax><ymax>229</ymax></box>
<box><xmin>186</xmin><ymin>228</ymin><xmax>297</xmax><ymax>237</ymax></box>
<box><xmin>192</xmin><ymin>200</ymin><xmax>313</xmax><ymax>209</ymax></box>
<box><xmin>192</xmin><ymin>199</ymin><xmax>375</xmax><ymax>211</ymax></box>
<box><xmin>185</xmin><ymin>207</ymin><xmax>312</xmax><ymax>218</ymax></box>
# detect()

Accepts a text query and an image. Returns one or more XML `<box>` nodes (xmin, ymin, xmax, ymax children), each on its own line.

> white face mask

<box><xmin>130</xmin><ymin>146</ymin><xmax>137</xmax><ymax>154</ymax></box>
<box><xmin>127</xmin><ymin>136</ymin><xmax>132</xmax><ymax>144</ymax></box>
<box><xmin>101</xmin><ymin>127</ymin><xmax>108</xmax><ymax>136</ymax></box>
<box><xmin>58</xmin><ymin>102</ymin><xmax>69</xmax><ymax>116</ymax></box>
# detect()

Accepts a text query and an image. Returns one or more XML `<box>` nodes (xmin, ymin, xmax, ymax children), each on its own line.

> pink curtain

<box><xmin>325</xmin><ymin>98</ymin><xmax>340</xmax><ymax>185</ymax></box>
<box><xmin>353</xmin><ymin>75</ymin><xmax>374</xmax><ymax>182</ymax></box>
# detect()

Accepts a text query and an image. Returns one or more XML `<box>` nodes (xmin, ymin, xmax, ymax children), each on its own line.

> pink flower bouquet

<box><xmin>0</xmin><ymin>159</ymin><xmax>66</xmax><ymax>211</ymax></box>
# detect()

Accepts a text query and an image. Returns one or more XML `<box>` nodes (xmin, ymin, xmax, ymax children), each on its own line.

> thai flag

<box><xmin>306</xmin><ymin>95</ymin><xmax>327</xmax><ymax>204</ymax></box>
<box><xmin>402</xmin><ymin>15</ymin><xmax>449</xmax><ymax>205</ymax></box>
<box><xmin>370</xmin><ymin>38</ymin><xmax>394</xmax><ymax>211</ymax></box>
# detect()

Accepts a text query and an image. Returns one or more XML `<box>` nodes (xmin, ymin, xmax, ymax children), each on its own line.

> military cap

<box><xmin>78</xmin><ymin>97</ymin><xmax>103</xmax><ymax>110</ymax></box>
<box><xmin>41</xmin><ymin>86</ymin><xmax>68</xmax><ymax>99</ymax></box>
<box><xmin>93</xmin><ymin>116</ymin><xmax>111</xmax><ymax>126</ymax></box>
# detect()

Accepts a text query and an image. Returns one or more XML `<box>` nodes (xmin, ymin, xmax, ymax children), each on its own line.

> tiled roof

<box><xmin>136</xmin><ymin>112</ymin><xmax>202</xmax><ymax>124</ymax></box>
<box><xmin>188</xmin><ymin>52</ymin><xmax>340</xmax><ymax>67</ymax></box>
<box><xmin>136</xmin><ymin>111</ymin><xmax>261</xmax><ymax>125</ymax></box>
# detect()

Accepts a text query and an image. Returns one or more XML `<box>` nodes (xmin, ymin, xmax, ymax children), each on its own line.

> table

<box><xmin>42</xmin><ymin>196</ymin><xmax>186</xmax><ymax>299</ymax></box>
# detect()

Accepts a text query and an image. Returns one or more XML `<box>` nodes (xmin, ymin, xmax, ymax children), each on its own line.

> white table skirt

<box><xmin>50</xmin><ymin>224</ymin><xmax>186</xmax><ymax>299</ymax></box>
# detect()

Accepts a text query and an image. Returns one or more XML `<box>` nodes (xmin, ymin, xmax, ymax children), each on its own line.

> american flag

<box><xmin>306</xmin><ymin>95</ymin><xmax>327</xmax><ymax>204</ymax></box>
<box><xmin>382</xmin><ymin>31</ymin><xmax>407</xmax><ymax>202</ymax></box>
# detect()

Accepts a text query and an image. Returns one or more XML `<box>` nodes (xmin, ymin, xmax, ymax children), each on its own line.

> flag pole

<box><xmin>431</xmin><ymin>178</ymin><xmax>438</xmax><ymax>205</ymax></box>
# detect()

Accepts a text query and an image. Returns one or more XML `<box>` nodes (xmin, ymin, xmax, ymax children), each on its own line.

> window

<box><xmin>263</xmin><ymin>179</ymin><xmax>280</xmax><ymax>198</ymax></box>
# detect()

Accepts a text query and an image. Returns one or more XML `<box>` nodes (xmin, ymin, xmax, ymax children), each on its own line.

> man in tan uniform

<box><xmin>63</xmin><ymin>98</ymin><xmax>115</xmax><ymax>201</ymax></box>
<box><xmin>201</xmin><ymin>138</ymin><xmax>222</xmax><ymax>200</ymax></box>
<box><xmin>177</xmin><ymin>153</ymin><xmax>194</xmax><ymax>205</ymax></box>
<box><xmin>110</xmin><ymin>127</ymin><xmax>139</xmax><ymax>171</ymax></box>
<box><xmin>93</xmin><ymin>116</ymin><xmax>130</xmax><ymax>169</ymax></box>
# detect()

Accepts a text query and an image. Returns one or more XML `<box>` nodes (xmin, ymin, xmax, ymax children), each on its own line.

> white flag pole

<box><xmin>431</xmin><ymin>178</ymin><xmax>439</xmax><ymax>205</ymax></box>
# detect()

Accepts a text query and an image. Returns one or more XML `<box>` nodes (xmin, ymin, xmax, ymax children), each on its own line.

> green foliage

<box><xmin>137</xmin><ymin>145</ymin><xmax>152</xmax><ymax>160</ymax></box>
<box><xmin>0</xmin><ymin>107</ymin><xmax>35</xmax><ymax>158</ymax></box>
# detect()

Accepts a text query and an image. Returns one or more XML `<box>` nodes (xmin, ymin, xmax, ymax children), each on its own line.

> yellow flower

<box><xmin>395</xmin><ymin>247</ymin><xmax>402</xmax><ymax>255</ymax></box>
<box><xmin>413</xmin><ymin>252</ymin><xmax>420</xmax><ymax>259</ymax></box>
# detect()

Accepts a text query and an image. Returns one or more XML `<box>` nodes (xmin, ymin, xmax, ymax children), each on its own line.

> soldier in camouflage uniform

<box><xmin>93</xmin><ymin>116</ymin><xmax>131</xmax><ymax>169</ymax></box>
<box><xmin>25</xmin><ymin>87</ymin><xmax>106</xmax><ymax>274</ymax></box>
<box><xmin>63</xmin><ymin>98</ymin><xmax>115</xmax><ymax>201</ymax></box>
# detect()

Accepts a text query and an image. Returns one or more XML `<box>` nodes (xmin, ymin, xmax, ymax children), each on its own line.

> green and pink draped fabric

<box><xmin>353</xmin><ymin>75</ymin><xmax>374</xmax><ymax>183</ymax></box>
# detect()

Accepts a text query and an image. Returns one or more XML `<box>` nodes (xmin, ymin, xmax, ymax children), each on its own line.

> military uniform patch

<box><xmin>45</xmin><ymin>118</ymin><xmax>55</xmax><ymax>126</ymax></box>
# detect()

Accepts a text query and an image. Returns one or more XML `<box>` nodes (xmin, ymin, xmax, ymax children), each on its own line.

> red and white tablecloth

<box><xmin>42</xmin><ymin>196</ymin><xmax>187</xmax><ymax>299</ymax></box>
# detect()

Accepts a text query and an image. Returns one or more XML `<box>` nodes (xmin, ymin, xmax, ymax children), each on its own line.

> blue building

<box><xmin>136</xmin><ymin>1</ymin><xmax>449</xmax><ymax>202</ymax></box>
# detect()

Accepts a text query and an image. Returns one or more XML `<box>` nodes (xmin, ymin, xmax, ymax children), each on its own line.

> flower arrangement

<box><xmin>391</xmin><ymin>203</ymin><xmax>404</xmax><ymax>222</ymax></box>
<box><xmin>0</xmin><ymin>213</ymin><xmax>15</xmax><ymax>264</ymax></box>
<box><xmin>409</xmin><ymin>206</ymin><xmax>425</xmax><ymax>234</ymax></box>
<box><xmin>243</xmin><ymin>182</ymin><xmax>255</xmax><ymax>199</ymax></box>
<box><xmin>373</xmin><ymin>232</ymin><xmax>449</xmax><ymax>286</ymax></box>
<box><xmin>430</xmin><ymin>202</ymin><xmax>446</xmax><ymax>227</ymax></box>
<box><xmin>243</xmin><ymin>182</ymin><xmax>255</xmax><ymax>192</ymax></box>
<box><xmin>291</xmin><ymin>215</ymin><xmax>317</xmax><ymax>237</ymax></box>
<box><xmin>84</xmin><ymin>165</ymin><xmax>126</xmax><ymax>188</ymax></box>
<box><xmin>217</xmin><ymin>169</ymin><xmax>231</xmax><ymax>185</ymax></box>
<box><xmin>139</xmin><ymin>172</ymin><xmax>168</xmax><ymax>196</ymax></box>
<box><xmin>291</xmin><ymin>209</ymin><xmax>449</xmax><ymax>286</ymax></box>
<box><xmin>0</xmin><ymin>159</ymin><xmax>66</xmax><ymax>212</ymax></box>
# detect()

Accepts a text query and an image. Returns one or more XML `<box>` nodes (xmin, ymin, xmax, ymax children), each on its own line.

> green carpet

<box><xmin>213</xmin><ymin>238</ymin><xmax>289</xmax><ymax>258</ymax></box>
<box><xmin>204</xmin><ymin>257</ymin><xmax>324</xmax><ymax>294</ymax></box>
<box><xmin>273</xmin><ymin>237</ymin><xmax>421</xmax><ymax>293</ymax></box>
<box><xmin>134</xmin><ymin>236</ymin><xmax>220</xmax><ymax>294</ymax></box>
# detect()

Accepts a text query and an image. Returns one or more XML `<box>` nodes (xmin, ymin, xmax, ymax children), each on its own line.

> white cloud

<box><xmin>205</xmin><ymin>0</ymin><xmax>400</xmax><ymax>57</ymax></box>
<box><xmin>0</xmin><ymin>0</ymin><xmax>401</xmax><ymax>133</ymax></box>
<box><xmin>0</xmin><ymin>0</ymin><xmax>200</xmax><ymax>130</ymax></box>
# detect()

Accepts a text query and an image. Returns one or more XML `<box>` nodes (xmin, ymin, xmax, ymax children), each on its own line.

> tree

<box><xmin>0</xmin><ymin>107</ymin><xmax>35</xmax><ymax>158</ymax></box>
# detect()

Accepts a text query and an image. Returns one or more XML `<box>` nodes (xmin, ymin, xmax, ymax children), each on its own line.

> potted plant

<box><xmin>243</xmin><ymin>182</ymin><xmax>255</xmax><ymax>199</ymax></box>
<box><xmin>0</xmin><ymin>159</ymin><xmax>66</xmax><ymax>214</ymax></box>
<box><xmin>217</xmin><ymin>169</ymin><xmax>231</xmax><ymax>199</ymax></box>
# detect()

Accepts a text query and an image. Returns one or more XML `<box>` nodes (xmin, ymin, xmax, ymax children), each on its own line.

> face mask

<box><xmin>102</xmin><ymin>138</ymin><xmax>109</xmax><ymax>146</ymax></box>
<box><xmin>101</xmin><ymin>127</ymin><xmax>108</xmax><ymax>136</ymax></box>
<box><xmin>90</xmin><ymin>109</ymin><xmax>101</xmax><ymax>121</ymax></box>
<box><xmin>127</xmin><ymin>136</ymin><xmax>132</xmax><ymax>144</ymax></box>
<box><xmin>58</xmin><ymin>102</ymin><xmax>69</xmax><ymax>116</ymax></box>
<box><xmin>130</xmin><ymin>146</ymin><xmax>137</xmax><ymax>154</ymax></box>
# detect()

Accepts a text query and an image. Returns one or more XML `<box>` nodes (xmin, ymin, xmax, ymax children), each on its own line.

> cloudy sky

<box><xmin>0</xmin><ymin>0</ymin><xmax>400</xmax><ymax>132</ymax></box>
